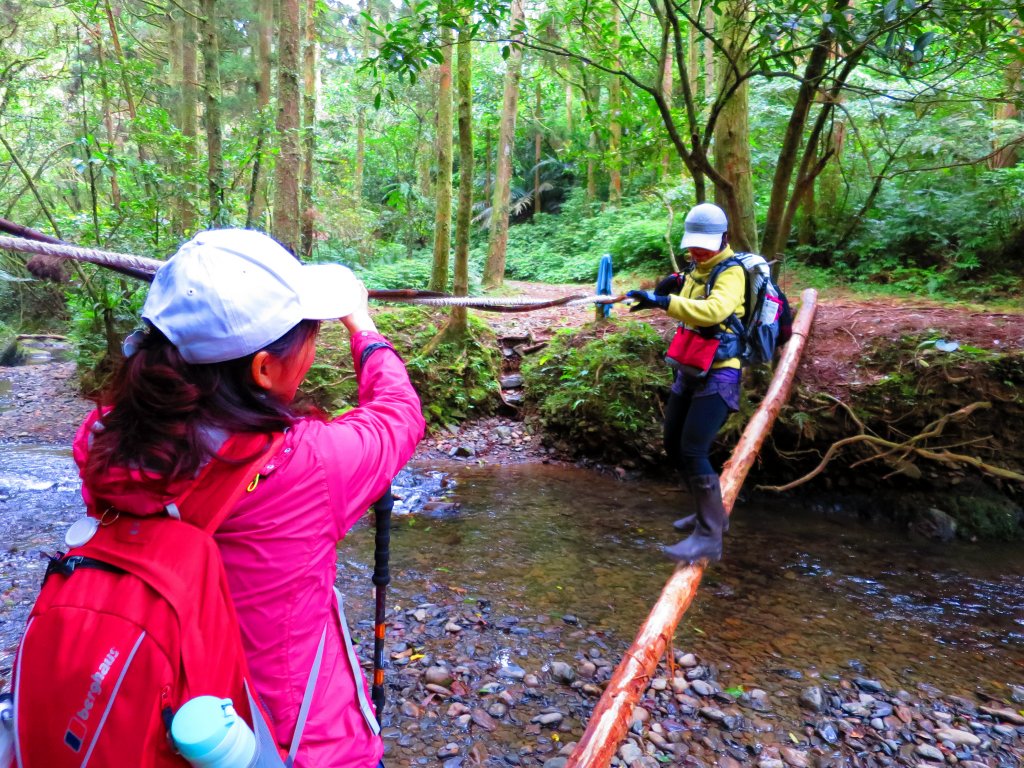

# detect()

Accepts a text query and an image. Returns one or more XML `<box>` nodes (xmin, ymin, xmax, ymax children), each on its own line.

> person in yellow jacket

<box><xmin>627</xmin><ymin>202</ymin><xmax>746</xmax><ymax>564</ymax></box>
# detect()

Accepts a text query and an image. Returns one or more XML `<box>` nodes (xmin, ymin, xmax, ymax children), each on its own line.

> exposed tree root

<box><xmin>759</xmin><ymin>400</ymin><xmax>1024</xmax><ymax>492</ymax></box>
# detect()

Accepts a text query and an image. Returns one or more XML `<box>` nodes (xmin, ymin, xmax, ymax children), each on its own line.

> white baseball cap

<box><xmin>680</xmin><ymin>203</ymin><xmax>729</xmax><ymax>251</ymax></box>
<box><xmin>143</xmin><ymin>229</ymin><xmax>362</xmax><ymax>364</ymax></box>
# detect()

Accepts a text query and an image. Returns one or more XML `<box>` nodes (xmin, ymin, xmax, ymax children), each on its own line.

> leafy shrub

<box><xmin>472</xmin><ymin>192</ymin><xmax>683</xmax><ymax>283</ymax></box>
<box><xmin>304</xmin><ymin>306</ymin><xmax>500</xmax><ymax>427</ymax></box>
<box><xmin>521</xmin><ymin>319</ymin><xmax>671</xmax><ymax>465</ymax></box>
<box><xmin>354</xmin><ymin>250</ymin><xmax>483</xmax><ymax>293</ymax></box>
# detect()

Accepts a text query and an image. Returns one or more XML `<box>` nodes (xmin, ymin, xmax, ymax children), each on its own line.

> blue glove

<box><xmin>627</xmin><ymin>290</ymin><xmax>670</xmax><ymax>312</ymax></box>
<box><xmin>654</xmin><ymin>273</ymin><xmax>684</xmax><ymax>296</ymax></box>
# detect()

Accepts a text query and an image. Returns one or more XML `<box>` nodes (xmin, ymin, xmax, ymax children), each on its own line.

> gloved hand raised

<box><xmin>626</xmin><ymin>290</ymin><xmax>670</xmax><ymax>312</ymax></box>
<box><xmin>654</xmin><ymin>273</ymin><xmax>684</xmax><ymax>296</ymax></box>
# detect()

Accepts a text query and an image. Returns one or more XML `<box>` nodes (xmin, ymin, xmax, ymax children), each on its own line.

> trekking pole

<box><xmin>370</xmin><ymin>486</ymin><xmax>395</xmax><ymax>720</ymax></box>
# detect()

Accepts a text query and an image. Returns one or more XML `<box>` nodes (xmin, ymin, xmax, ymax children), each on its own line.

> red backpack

<box><xmin>6</xmin><ymin>432</ymin><xmax>321</xmax><ymax>768</ymax></box>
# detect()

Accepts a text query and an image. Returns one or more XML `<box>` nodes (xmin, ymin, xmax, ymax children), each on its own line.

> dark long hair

<box><xmin>84</xmin><ymin>319</ymin><xmax>321</xmax><ymax>486</ymax></box>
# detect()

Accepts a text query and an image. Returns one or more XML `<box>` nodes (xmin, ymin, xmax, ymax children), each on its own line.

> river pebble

<box><xmin>935</xmin><ymin>727</ymin><xmax>980</xmax><ymax>746</ymax></box>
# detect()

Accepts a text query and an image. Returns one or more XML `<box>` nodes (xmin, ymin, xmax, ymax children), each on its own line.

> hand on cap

<box><xmin>341</xmin><ymin>280</ymin><xmax>377</xmax><ymax>334</ymax></box>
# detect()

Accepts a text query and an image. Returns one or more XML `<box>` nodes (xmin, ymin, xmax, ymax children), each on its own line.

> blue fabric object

<box><xmin>626</xmin><ymin>290</ymin><xmax>669</xmax><ymax>311</ymax></box>
<box><xmin>596</xmin><ymin>254</ymin><xmax>613</xmax><ymax>318</ymax></box>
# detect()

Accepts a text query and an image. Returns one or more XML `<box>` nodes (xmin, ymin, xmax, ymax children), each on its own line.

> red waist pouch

<box><xmin>665</xmin><ymin>326</ymin><xmax>719</xmax><ymax>378</ymax></box>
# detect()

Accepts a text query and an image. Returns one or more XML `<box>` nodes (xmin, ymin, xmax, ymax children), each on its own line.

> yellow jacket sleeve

<box><xmin>665</xmin><ymin>264</ymin><xmax>745</xmax><ymax>327</ymax></box>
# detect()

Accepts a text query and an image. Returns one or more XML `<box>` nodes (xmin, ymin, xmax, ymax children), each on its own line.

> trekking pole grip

<box><xmin>371</xmin><ymin>486</ymin><xmax>395</xmax><ymax>719</ymax></box>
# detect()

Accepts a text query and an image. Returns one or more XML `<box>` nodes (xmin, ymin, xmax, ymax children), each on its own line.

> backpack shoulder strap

<box><xmin>703</xmin><ymin>255</ymin><xmax>744</xmax><ymax>297</ymax></box>
<box><xmin>172</xmin><ymin>432</ymin><xmax>287</xmax><ymax>534</ymax></box>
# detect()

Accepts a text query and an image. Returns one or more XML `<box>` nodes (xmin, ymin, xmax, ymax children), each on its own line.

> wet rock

<box><xmin>425</xmin><ymin>683</ymin><xmax>453</xmax><ymax>697</ymax></box>
<box><xmin>498</xmin><ymin>662</ymin><xmax>526</xmax><ymax>680</ymax></box>
<box><xmin>780</xmin><ymin>747</ymin><xmax>809</xmax><ymax>767</ymax></box>
<box><xmin>690</xmin><ymin>680</ymin><xmax>716</xmax><ymax>697</ymax></box>
<box><xmin>400</xmin><ymin>700</ymin><xmax>421</xmax><ymax>717</ymax></box>
<box><xmin>911</xmin><ymin>507</ymin><xmax>957</xmax><ymax>542</ymax></box>
<box><xmin>915</xmin><ymin>743</ymin><xmax>944</xmax><ymax>761</ymax></box>
<box><xmin>678</xmin><ymin>653</ymin><xmax>698</xmax><ymax>667</ymax></box>
<box><xmin>442</xmin><ymin>759</ymin><xmax>463</xmax><ymax>768</ymax></box>
<box><xmin>853</xmin><ymin>678</ymin><xmax>884</xmax><ymax>693</ymax></box>
<box><xmin>935</xmin><ymin>728</ymin><xmax>980</xmax><ymax>746</ymax></box>
<box><xmin>424</xmin><ymin>666</ymin><xmax>454</xmax><ymax>687</ymax></box>
<box><xmin>1011</xmin><ymin>685</ymin><xmax>1024</xmax><ymax>704</ymax></box>
<box><xmin>532</xmin><ymin>712</ymin><xmax>564</xmax><ymax>726</ymax></box>
<box><xmin>447</xmin><ymin>702</ymin><xmax>470</xmax><ymax>717</ymax></box>
<box><xmin>619</xmin><ymin>742</ymin><xmax>644</xmax><ymax>763</ymax></box>
<box><xmin>445</xmin><ymin>620</ymin><xmax>463</xmax><ymax>632</ymax></box>
<box><xmin>542</xmin><ymin>759</ymin><xmax>567</xmax><ymax>768</ymax></box>
<box><xmin>700</xmin><ymin>707</ymin><xmax>727</xmax><ymax>723</ymax></box>
<box><xmin>981</xmin><ymin>705</ymin><xmax>1024</xmax><ymax>725</ymax></box>
<box><xmin>799</xmin><ymin>686</ymin><xmax>825</xmax><ymax>712</ymax></box>
<box><xmin>452</xmin><ymin>445</ymin><xmax>475</xmax><ymax>458</ymax></box>
<box><xmin>631</xmin><ymin>706</ymin><xmax>649</xmax><ymax>725</ymax></box>
<box><xmin>523</xmin><ymin>673</ymin><xmax>541</xmax><ymax>688</ymax></box>
<box><xmin>487</xmin><ymin>702</ymin><xmax>507</xmax><ymax>719</ymax></box>
<box><xmin>437</xmin><ymin>743</ymin><xmax>460</xmax><ymax>758</ymax></box>
<box><xmin>816</xmin><ymin>722</ymin><xmax>839</xmax><ymax>744</ymax></box>
<box><xmin>549</xmin><ymin>661</ymin><xmax>576</xmax><ymax>684</ymax></box>
<box><xmin>758</xmin><ymin>760</ymin><xmax>785</xmax><ymax>768</ymax></box>
<box><xmin>994</xmin><ymin>724</ymin><xmax>1016</xmax><ymax>738</ymax></box>
<box><xmin>471</xmin><ymin>707</ymin><xmax>498</xmax><ymax>731</ymax></box>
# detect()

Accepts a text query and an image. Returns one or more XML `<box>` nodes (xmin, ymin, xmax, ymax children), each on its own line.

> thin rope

<box><xmin>0</xmin><ymin>235</ymin><xmax>626</xmax><ymax>313</ymax></box>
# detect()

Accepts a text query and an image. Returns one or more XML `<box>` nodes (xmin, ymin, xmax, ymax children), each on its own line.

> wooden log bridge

<box><xmin>566</xmin><ymin>288</ymin><xmax>819</xmax><ymax>768</ymax></box>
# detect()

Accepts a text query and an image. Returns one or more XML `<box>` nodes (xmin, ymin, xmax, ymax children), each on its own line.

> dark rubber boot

<box><xmin>664</xmin><ymin>474</ymin><xmax>727</xmax><ymax>564</ymax></box>
<box><xmin>673</xmin><ymin>513</ymin><xmax>730</xmax><ymax>534</ymax></box>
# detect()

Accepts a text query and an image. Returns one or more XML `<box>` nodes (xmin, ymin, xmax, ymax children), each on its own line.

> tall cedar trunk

<box><xmin>449</xmin><ymin>18</ymin><xmax>474</xmax><ymax>336</ymax></box>
<box><xmin>417</xmin><ymin>133</ymin><xmax>432</xmax><ymax>198</ymax></box>
<box><xmin>354</xmin><ymin>0</ymin><xmax>370</xmax><ymax>207</ymax></box>
<box><xmin>95</xmin><ymin>36</ymin><xmax>122</xmax><ymax>210</ymax></box>
<box><xmin>484</xmin><ymin>125</ymin><xmax>492</xmax><ymax>202</ymax></box>
<box><xmin>565</xmin><ymin>81</ymin><xmax>573</xmax><ymax>133</ymax></box>
<box><xmin>798</xmin><ymin>179</ymin><xmax>815</xmax><ymax>246</ymax></box>
<box><xmin>168</xmin><ymin>10</ymin><xmax>183</xmax><ymax>232</ymax></box>
<box><xmin>429</xmin><ymin>18</ymin><xmax>454</xmax><ymax>292</ymax></box>
<box><xmin>200</xmin><ymin>0</ymin><xmax>225</xmax><ymax>226</ymax></box>
<box><xmin>534</xmin><ymin>80</ymin><xmax>542</xmax><ymax>214</ymax></box>
<box><xmin>300</xmin><ymin>0</ymin><xmax>317</xmax><ymax>257</ymax></box>
<box><xmin>991</xmin><ymin>58</ymin><xmax>1023</xmax><ymax>169</ymax></box>
<box><xmin>585</xmin><ymin>76</ymin><xmax>601</xmax><ymax>203</ymax></box>
<box><xmin>608</xmin><ymin>6</ymin><xmax>622</xmax><ymax>205</ymax></box>
<box><xmin>180</xmin><ymin>8</ymin><xmax>198</xmax><ymax>234</ymax></box>
<box><xmin>760</xmin><ymin>14</ymin><xmax>838</xmax><ymax>260</ymax></box>
<box><xmin>687</xmin><ymin>0</ymin><xmax>698</xmax><ymax>91</ymax></box>
<box><xmin>661</xmin><ymin>33</ymin><xmax>673</xmax><ymax>180</ymax></box>
<box><xmin>818</xmin><ymin>119</ymin><xmax>845</xmax><ymax>237</ymax></box>
<box><xmin>274</xmin><ymin>0</ymin><xmax>302</xmax><ymax>254</ymax></box>
<box><xmin>246</xmin><ymin>0</ymin><xmax>274</xmax><ymax>228</ymax></box>
<box><xmin>482</xmin><ymin>0</ymin><xmax>525</xmax><ymax>289</ymax></box>
<box><xmin>704</xmin><ymin>5</ymin><xmax>714</xmax><ymax>104</ymax></box>
<box><xmin>712</xmin><ymin>0</ymin><xmax>757</xmax><ymax>252</ymax></box>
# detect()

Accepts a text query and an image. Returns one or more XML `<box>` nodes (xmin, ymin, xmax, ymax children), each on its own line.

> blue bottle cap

<box><xmin>170</xmin><ymin>696</ymin><xmax>234</xmax><ymax>760</ymax></box>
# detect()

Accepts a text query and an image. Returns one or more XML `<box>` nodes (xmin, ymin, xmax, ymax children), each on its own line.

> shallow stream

<box><xmin>1</xmin><ymin>447</ymin><xmax>1021</xmax><ymax>764</ymax></box>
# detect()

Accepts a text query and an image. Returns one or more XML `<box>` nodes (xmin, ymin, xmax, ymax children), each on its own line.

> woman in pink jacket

<box><xmin>74</xmin><ymin>229</ymin><xmax>425</xmax><ymax>767</ymax></box>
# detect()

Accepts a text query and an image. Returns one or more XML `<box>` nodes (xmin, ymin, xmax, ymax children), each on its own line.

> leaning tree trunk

<box><xmin>274</xmin><ymin>0</ymin><xmax>302</xmax><ymax>255</ymax></box>
<box><xmin>483</xmin><ymin>0</ymin><xmax>525</xmax><ymax>289</ymax></box>
<box><xmin>429</xmin><ymin>14</ymin><xmax>454</xmax><ymax>293</ymax></box>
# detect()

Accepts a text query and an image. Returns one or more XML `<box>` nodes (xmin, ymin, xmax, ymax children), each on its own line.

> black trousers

<box><xmin>663</xmin><ymin>389</ymin><xmax>729</xmax><ymax>478</ymax></box>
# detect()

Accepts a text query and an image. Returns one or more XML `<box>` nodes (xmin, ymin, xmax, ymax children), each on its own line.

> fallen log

<box><xmin>565</xmin><ymin>287</ymin><xmax>819</xmax><ymax>768</ymax></box>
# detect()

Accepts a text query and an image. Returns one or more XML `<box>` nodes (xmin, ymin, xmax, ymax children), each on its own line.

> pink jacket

<box><xmin>73</xmin><ymin>330</ymin><xmax>425</xmax><ymax>768</ymax></box>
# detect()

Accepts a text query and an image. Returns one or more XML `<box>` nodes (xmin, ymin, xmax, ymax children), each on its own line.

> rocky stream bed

<box><xmin>1</xmin><ymin>321</ymin><xmax>1023</xmax><ymax>767</ymax></box>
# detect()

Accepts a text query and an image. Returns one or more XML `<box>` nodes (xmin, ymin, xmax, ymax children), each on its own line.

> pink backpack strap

<box><xmin>171</xmin><ymin>432</ymin><xmax>287</xmax><ymax>534</ymax></box>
